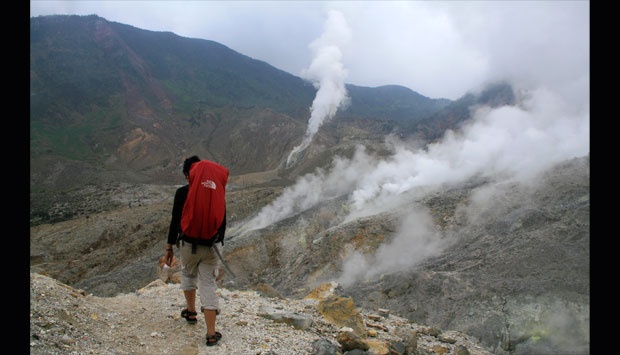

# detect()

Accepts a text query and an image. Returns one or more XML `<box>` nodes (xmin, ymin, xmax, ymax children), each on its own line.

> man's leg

<box><xmin>179</xmin><ymin>242</ymin><xmax>199</xmax><ymax>323</ymax></box>
<box><xmin>204</xmin><ymin>309</ymin><xmax>217</xmax><ymax>335</ymax></box>
<box><xmin>197</xmin><ymin>246</ymin><xmax>220</xmax><ymax>344</ymax></box>
<box><xmin>184</xmin><ymin>289</ymin><xmax>197</xmax><ymax>313</ymax></box>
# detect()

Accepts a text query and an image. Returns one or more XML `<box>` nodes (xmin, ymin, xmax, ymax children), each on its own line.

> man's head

<box><xmin>183</xmin><ymin>155</ymin><xmax>201</xmax><ymax>178</ymax></box>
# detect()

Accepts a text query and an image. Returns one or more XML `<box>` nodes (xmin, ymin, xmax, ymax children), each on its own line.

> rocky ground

<box><xmin>30</xmin><ymin>272</ymin><xmax>491</xmax><ymax>355</ymax></box>
<box><xmin>30</xmin><ymin>155</ymin><xmax>590</xmax><ymax>354</ymax></box>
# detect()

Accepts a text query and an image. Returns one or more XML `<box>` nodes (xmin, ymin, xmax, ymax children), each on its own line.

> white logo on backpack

<box><xmin>201</xmin><ymin>180</ymin><xmax>217</xmax><ymax>189</ymax></box>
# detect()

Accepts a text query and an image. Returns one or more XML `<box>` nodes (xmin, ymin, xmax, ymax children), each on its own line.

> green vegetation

<box><xmin>30</xmin><ymin>102</ymin><xmax>125</xmax><ymax>160</ymax></box>
<box><xmin>31</xmin><ymin>14</ymin><xmax>479</xmax><ymax>189</ymax></box>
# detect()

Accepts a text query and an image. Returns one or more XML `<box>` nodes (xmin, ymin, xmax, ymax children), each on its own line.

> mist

<box><xmin>337</xmin><ymin>206</ymin><xmax>448</xmax><ymax>286</ymax></box>
<box><xmin>228</xmin><ymin>3</ymin><xmax>588</xmax><ymax>287</ymax></box>
<box><xmin>236</xmin><ymin>80</ymin><xmax>588</xmax><ymax>282</ymax></box>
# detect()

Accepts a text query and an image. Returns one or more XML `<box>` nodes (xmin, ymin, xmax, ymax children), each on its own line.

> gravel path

<box><xmin>30</xmin><ymin>272</ymin><xmax>491</xmax><ymax>355</ymax></box>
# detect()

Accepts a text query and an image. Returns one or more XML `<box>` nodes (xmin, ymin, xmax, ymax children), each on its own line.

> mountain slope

<box><xmin>30</xmin><ymin>155</ymin><xmax>589</xmax><ymax>354</ymax></box>
<box><xmin>30</xmin><ymin>14</ymin><xmax>451</xmax><ymax>192</ymax></box>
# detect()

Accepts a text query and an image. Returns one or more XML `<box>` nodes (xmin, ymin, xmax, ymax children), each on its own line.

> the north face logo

<box><xmin>201</xmin><ymin>180</ymin><xmax>216</xmax><ymax>189</ymax></box>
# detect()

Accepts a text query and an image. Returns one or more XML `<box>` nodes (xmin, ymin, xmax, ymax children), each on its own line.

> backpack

<box><xmin>180</xmin><ymin>159</ymin><xmax>229</xmax><ymax>248</ymax></box>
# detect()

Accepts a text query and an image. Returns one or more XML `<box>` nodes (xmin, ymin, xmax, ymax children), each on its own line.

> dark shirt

<box><xmin>167</xmin><ymin>185</ymin><xmax>189</xmax><ymax>245</ymax></box>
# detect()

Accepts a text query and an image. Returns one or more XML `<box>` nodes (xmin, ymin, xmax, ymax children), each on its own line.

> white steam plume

<box><xmin>337</xmin><ymin>207</ymin><xmax>448</xmax><ymax>286</ymax></box>
<box><xmin>237</xmin><ymin>83</ymin><xmax>588</xmax><ymax>277</ymax></box>
<box><xmin>286</xmin><ymin>10</ymin><xmax>351</xmax><ymax>168</ymax></box>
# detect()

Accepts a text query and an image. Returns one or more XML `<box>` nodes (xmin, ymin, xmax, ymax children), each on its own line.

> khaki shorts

<box><xmin>179</xmin><ymin>241</ymin><xmax>221</xmax><ymax>314</ymax></box>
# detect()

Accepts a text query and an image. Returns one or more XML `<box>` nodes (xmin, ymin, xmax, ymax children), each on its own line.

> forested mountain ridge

<box><xmin>30</xmin><ymin>14</ymin><xmax>462</xmax><ymax>194</ymax></box>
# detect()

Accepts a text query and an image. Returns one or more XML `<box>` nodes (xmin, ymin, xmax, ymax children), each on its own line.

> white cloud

<box><xmin>30</xmin><ymin>1</ymin><xmax>589</xmax><ymax>101</ymax></box>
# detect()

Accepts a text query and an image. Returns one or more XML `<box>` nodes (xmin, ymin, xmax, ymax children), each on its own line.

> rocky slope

<box><xmin>30</xmin><ymin>272</ymin><xmax>492</xmax><ymax>354</ymax></box>
<box><xmin>341</xmin><ymin>156</ymin><xmax>590</xmax><ymax>354</ymax></box>
<box><xmin>30</xmin><ymin>155</ymin><xmax>590</xmax><ymax>354</ymax></box>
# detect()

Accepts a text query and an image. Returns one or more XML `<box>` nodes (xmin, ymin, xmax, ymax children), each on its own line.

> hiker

<box><xmin>165</xmin><ymin>155</ymin><xmax>228</xmax><ymax>346</ymax></box>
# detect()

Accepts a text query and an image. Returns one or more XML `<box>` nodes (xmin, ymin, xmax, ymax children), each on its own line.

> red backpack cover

<box><xmin>181</xmin><ymin>159</ymin><xmax>229</xmax><ymax>241</ymax></box>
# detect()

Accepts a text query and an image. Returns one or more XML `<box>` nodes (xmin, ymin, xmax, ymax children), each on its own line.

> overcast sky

<box><xmin>30</xmin><ymin>1</ymin><xmax>589</xmax><ymax>101</ymax></box>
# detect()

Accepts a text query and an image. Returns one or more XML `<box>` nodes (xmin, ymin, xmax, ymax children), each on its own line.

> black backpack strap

<box><xmin>180</xmin><ymin>233</ymin><xmax>199</xmax><ymax>254</ymax></box>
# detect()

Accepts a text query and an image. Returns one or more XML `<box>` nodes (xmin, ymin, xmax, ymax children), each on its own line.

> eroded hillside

<box><xmin>30</xmin><ymin>155</ymin><xmax>589</xmax><ymax>354</ymax></box>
